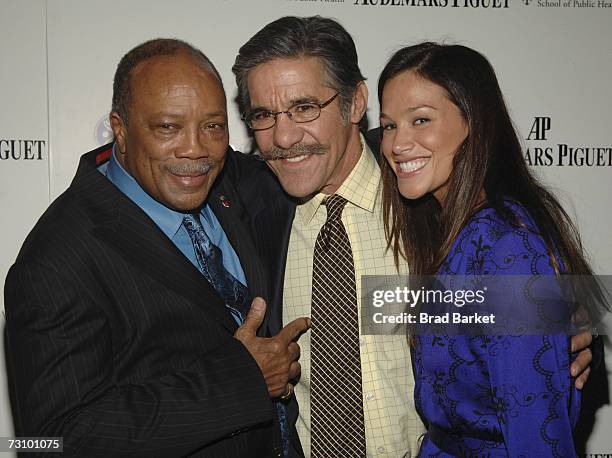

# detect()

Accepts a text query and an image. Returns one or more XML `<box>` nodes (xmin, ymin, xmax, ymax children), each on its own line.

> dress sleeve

<box><xmin>473</xmin><ymin>219</ymin><xmax>580</xmax><ymax>457</ymax></box>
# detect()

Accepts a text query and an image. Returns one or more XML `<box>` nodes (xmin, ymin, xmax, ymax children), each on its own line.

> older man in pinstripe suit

<box><xmin>4</xmin><ymin>39</ymin><xmax>308</xmax><ymax>457</ymax></box>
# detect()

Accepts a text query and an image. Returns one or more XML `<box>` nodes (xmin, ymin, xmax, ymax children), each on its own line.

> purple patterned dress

<box><xmin>414</xmin><ymin>201</ymin><xmax>580</xmax><ymax>457</ymax></box>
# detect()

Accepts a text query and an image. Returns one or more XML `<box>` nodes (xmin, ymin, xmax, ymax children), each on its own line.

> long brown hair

<box><xmin>379</xmin><ymin>42</ymin><xmax>596</xmax><ymax>284</ymax></box>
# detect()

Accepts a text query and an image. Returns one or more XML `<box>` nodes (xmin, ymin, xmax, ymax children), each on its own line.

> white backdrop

<box><xmin>1</xmin><ymin>0</ymin><xmax>610</xmax><ymax>454</ymax></box>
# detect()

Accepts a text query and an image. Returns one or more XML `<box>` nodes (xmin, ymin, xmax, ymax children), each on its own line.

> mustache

<box><xmin>258</xmin><ymin>143</ymin><xmax>329</xmax><ymax>161</ymax></box>
<box><xmin>164</xmin><ymin>160</ymin><xmax>215</xmax><ymax>175</ymax></box>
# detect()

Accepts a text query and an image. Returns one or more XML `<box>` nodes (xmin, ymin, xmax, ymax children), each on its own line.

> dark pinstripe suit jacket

<box><xmin>4</xmin><ymin>144</ymin><xmax>282</xmax><ymax>457</ymax></box>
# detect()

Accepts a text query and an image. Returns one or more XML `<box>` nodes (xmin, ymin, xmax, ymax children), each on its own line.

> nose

<box><xmin>392</xmin><ymin>127</ymin><xmax>415</xmax><ymax>156</ymax></box>
<box><xmin>176</xmin><ymin>127</ymin><xmax>208</xmax><ymax>159</ymax></box>
<box><xmin>272</xmin><ymin>112</ymin><xmax>304</xmax><ymax>150</ymax></box>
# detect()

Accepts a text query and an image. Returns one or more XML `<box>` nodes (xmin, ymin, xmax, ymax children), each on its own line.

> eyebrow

<box><xmin>405</xmin><ymin>104</ymin><xmax>437</xmax><ymax>113</ymax></box>
<box><xmin>151</xmin><ymin>111</ymin><xmax>227</xmax><ymax>119</ymax></box>
<box><xmin>380</xmin><ymin>104</ymin><xmax>437</xmax><ymax>119</ymax></box>
<box><xmin>250</xmin><ymin>95</ymin><xmax>323</xmax><ymax>113</ymax></box>
<box><xmin>202</xmin><ymin>111</ymin><xmax>227</xmax><ymax>118</ymax></box>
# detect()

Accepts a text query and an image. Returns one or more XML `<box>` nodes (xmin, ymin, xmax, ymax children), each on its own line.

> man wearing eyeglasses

<box><xmin>230</xmin><ymin>15</ymin><xmax>596</xmax><ymax>458</ymax></box>
<box><xmin>231</xmin><ymin>16</ymin><xmax>423</xmax><ymax>457</ymax></box>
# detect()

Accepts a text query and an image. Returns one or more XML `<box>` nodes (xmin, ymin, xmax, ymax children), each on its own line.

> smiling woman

<box><xmin>378</xmin><ymin>42</ymin><xmax>607</xmax><ymax>457</ymax></box>
<box><xmin>379</xmin><ymin>71</ymin><xmax>468</xmax><ymax>202</ymax></box>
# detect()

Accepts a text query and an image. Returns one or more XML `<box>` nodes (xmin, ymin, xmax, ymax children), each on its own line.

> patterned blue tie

<box><xmin>182</xmin><ymin>213</ymin><xmax>250</xmax><ymax>323</ymax></box>
<box><xmin>182</xmin><ymin>213</ymin><xmax>290</xmax><ymax>456</ymax></box>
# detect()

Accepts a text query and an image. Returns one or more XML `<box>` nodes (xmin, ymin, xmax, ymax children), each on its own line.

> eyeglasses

<box><xmin>244</xmin><ymin>93</ymin><xmax>340</xmax><ymax>131</ymax></box>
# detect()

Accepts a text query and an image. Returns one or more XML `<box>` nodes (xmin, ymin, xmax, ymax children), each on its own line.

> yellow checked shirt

<box><xmin>283</xmin><ymin>138</ymin><xmax>425</xmax><ymax>457</ymax></box>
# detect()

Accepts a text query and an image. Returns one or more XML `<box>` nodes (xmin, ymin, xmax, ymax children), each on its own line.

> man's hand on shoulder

<box><xmin>571</xmin><ymin>331</ymin><xmax>594</xmax><ymax>389</ymax></box>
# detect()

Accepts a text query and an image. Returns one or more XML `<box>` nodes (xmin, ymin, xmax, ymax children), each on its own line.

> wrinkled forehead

<box><xmin>247</xmin><ymin>57</ymin><xmax>333</xmax><ymax>105</ymax></box>
<box><xmin>131</xmin><ymin>53</ymin><xmax>225</xmax><ymax>102</ymax></box>
<box><xmin>136</xmin><ymin>52</ymin><xmax>221</xmax><ymax>85</ymax></box>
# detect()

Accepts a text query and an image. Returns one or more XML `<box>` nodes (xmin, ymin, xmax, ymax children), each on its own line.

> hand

<box><xmin>234</xmin><ymin>297</ymin><xmax>311</xmax><ymax>398</ymax></box>
<box><xmin>570</xmin><ymin>331</ymin><xmax>592</xmax><ymax>389</ymax></box>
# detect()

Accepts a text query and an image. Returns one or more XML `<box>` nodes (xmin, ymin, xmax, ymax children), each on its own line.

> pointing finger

<box><xmin>278</xmin><ymin>317</ymin><xmax>311</xmax><ymax>345</ymax></box>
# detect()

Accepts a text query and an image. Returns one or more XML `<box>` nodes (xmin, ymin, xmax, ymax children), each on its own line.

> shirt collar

<box><xmin>105</xmin><ymin>144</ymin><xmax>192</xmax><ymax>239</ymax></box>
<box><xmin>297</xmin><ymin>134</ymin><xmax>380</xmax><ymax>225</ymax></box>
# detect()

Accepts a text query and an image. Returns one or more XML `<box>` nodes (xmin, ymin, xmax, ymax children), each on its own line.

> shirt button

<box><xmin>377</xmin><ymin>446</ymin><xmax>386</xmax><ymax>454</ymax></box>
<box><xmin>365</xmin><ymin>392</ymin><xmax>375</xmax><ymax>401</ymax></box>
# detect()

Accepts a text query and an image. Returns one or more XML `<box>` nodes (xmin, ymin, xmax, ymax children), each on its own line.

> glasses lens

<box><xmin>249</xmin><ymin>112</ymin><xmax>275</xmax><ymax>130</ymax></box>
<box><xmin>290</xmin><ymin>103</ymin><xmax>321</xmax><ymax>123</ymax></box>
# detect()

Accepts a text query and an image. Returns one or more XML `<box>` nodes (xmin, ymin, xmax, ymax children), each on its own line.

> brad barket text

<box><xmin>372</xmin><ymin>311</ymin><xmax>496</xmax><ymax>325</ymax></box>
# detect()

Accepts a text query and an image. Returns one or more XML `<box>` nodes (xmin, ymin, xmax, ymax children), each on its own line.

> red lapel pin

<box><xmin>219</xmin><ymin>195</ymin><xmax>231</xmax><ymax>208</ymax></box>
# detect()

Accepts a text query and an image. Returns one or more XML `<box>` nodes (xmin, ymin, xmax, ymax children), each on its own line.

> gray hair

<box><xmin>232</xmin><ymin>16</ymin><xmax>365</xmax><ymax>121</ymax></box>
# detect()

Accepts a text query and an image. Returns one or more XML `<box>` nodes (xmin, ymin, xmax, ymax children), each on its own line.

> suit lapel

<box><xmin>223</xmin><ymin>156</ymin><xmax>296</xmax><ymax>336</ymax></box>
<box><xmin>74</xmin><ymin>149</ymin><xmax>238</xmax><ymax>333</ymax></box>
<box><xmin>209</xmin><ymin>175</ymin><xmax>267</xmax><ymax>302</ymax></box>
<box><xmin>240</xmin><ymin>180</ymin><xmax>294</xmax><ymax>336</ymax></box>
<box><xmin>212</xmin><ymin>151</ymin><xmax>298</xmax><ymax>336</ymax></box>
<box><xmin>256</xmin><ymin>194</ymin><xmax>295</xmax><ymax>335</ymax></box>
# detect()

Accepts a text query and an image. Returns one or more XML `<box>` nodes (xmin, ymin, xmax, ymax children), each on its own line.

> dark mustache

<box><xmin>165</xmin><ymin>160</ymin><xmax>215</xmax><ymax>175</ymax></box>
<box><xmin>258</xmin><ymin>143</ymin><xmax>329</xmax><ymax>161</ymax></box>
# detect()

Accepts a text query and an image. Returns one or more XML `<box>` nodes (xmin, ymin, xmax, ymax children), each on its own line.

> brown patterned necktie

<box><xmin>310</xmin><ymin>194</ymin><xmax>366</xmax><ymax>457</ymax></box>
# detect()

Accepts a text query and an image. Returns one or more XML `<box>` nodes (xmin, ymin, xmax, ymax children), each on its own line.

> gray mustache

<box><xmin>165</xmin><ymin>160</ymin><xmax>215</xmax><ymax>175</ymax></box>
<box><xmin>259</xmin><ymin>143</ymin><xmax>329</xmax><ymax>161</ymax></box>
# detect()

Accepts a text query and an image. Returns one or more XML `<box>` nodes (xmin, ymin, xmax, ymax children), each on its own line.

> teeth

<box><xmin>285</xmin><ymin>155</ymin><xmax>308</xmax><ymax>163</ymax></box>
<box><xmin>399</xmin><ymin>158</ymin><xmax>429</xmax><ymax>173</ymax></box>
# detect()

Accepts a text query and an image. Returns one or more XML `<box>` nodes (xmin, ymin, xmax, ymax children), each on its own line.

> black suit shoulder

<box><xmin>4</xmin><ymin>145</ymin><xmax>277</xmax><ymax>457</ymax></box>
<box><xmin>222</xmin><ymin>148</ymin><xmax>287</xmax><ymax>200</ymax></box>
<box><xmin>365</xmin><ymin>126</ymin><xmax>382</xmax><ymax>155</ymax></box>
<box><xmin>15</xmin><ymin>177</ymin><xmax>105</xmax><ymax>265</ymax></box>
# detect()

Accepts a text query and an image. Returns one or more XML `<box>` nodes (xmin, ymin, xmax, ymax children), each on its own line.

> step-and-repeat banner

<box><xmin>2</xmin><ymin>0</ymin><xmax>611</xmax><ymax>453</ymax></box>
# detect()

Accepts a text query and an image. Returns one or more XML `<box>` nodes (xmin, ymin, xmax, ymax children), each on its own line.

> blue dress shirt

<box><xmin>97</xmin><ymin>146</ymin><xmax>291</xmax><ymax>454</ymax></box>
<box><xmin>97</xmin><ymin>145</ymin><xmax>248</xmax><ymax>294</ymax></box>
